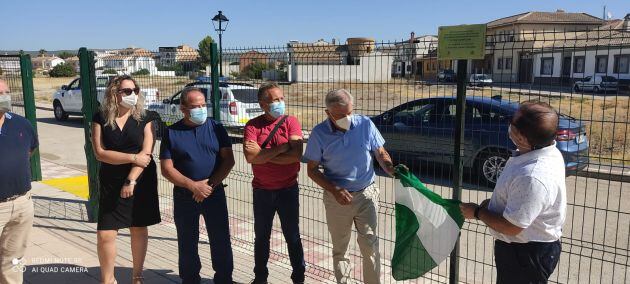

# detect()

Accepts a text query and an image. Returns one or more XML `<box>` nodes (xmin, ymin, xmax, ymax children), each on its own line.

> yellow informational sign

<box><xmin>438</xmin><ymin>24</ymin><xmax>487</xmax><ymax>60</ymax></box>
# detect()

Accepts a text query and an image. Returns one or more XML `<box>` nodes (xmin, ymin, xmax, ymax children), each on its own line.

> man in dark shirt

<box><xmin>0</xmin><ymin>79</ymin><xmax>39</xmax><ymax>284</ymax></box>
<box><xmin>160</xmin><ymin>87</ymin><xmax>235</xmax><ymax>284</ymax></box>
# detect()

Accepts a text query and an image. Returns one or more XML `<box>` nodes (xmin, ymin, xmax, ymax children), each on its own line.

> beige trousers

<box><xmin>323</xmin><ymin>184</ymin><xmax>381</xmax><ymax>284</ymax></box>
<box><xmin>0</xmin><ymin>193</ymin><xmax>34</xmax><ymax>284</ymax></box>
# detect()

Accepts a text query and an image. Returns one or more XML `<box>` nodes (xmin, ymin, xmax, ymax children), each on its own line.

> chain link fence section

<box><xmin>0</xmin><ymin>55</ymin><xmax>25</xmax><ymax>116</ymax></box>
<box><xmin>81</xmin><ymin>25</ymin><xmax>630</xmax><ymax>283</ymax></box>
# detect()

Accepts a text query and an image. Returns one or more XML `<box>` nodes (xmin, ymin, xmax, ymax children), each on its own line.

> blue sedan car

<box><xmin>370</xmin><ymin>96</ymin><xmax>589</xmax><ymax>185</ymax></box>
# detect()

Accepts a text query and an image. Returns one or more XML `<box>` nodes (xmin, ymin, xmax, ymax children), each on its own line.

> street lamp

<box><xmin>212</xmin><ymin>10</ymin><xmax>229</xmax><ymax>77</ymax></box>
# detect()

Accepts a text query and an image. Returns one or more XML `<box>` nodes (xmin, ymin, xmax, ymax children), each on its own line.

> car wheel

<box><xmin>53</xmin><ymin>102</ymin><xmax>68</xmax><ymax>121</ymax></box>
<box><xmin>574</xmin><ymin>85</ymin><xmax>580</xmax><ymax>92</ymax></box>
<box><xmin>476</xmin><ymin>149</ymin><xmax>510</xmax><ymax>186</ymax></box>
<box><xmin>593</xmin><ymin>86</ymin><xmax>600</xmax><ymax>93</ymax></box>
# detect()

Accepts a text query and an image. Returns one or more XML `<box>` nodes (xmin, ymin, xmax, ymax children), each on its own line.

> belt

<box><xmin>348</xmin><ymin>183</ymin><xmax>376</xmax><ymax>193</ymax></box>
<box><xmin>0</xmin><ymin>192</ymin><xmax>28</xmax><ymax>203</ymax></box>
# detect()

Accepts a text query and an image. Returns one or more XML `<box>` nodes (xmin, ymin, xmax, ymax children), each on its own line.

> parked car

<box><xmin>52</xmin><ymin>75</ymin><xmax>160</xmax><ymax>121</ymax></box>
<box><xmin>468</xmin><ymin>74</ymin><xmax>493</xmax><ymax>87</ymax></box>
<box><xmin>573</xmin><ymin>76</ymin><xmax>619</xmax><ymax>93</ymax></box>
<box><xmin>437</xmin><ymin>69</ymin><xmax>456</xmax><ymax>83</ymax></box>
<box><xmin>370</xmin><ymin>96</ymin><xmax>589</xmax><ymax>185</ymax></box>
<box><xmin>150</xmin><ymin>81</ymin><xmax>264</xmax><ymax>129</ymax></box>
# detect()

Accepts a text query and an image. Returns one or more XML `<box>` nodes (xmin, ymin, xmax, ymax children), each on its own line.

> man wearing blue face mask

<box><xmin>160</xmin><ymin>87</ymin><xmax>235</xmax><ymax>284</ymax></box>
<box><xmin>304</xmin><ymin>89</ymin><xmax>395</xmax><ymax>284</ymax></box>
<box><xmin>243</xmin><ymin>83</ymin><xmax>305</xmax><ymax>284</ymax></box>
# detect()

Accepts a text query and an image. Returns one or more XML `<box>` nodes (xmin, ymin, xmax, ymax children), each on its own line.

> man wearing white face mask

<box><xmin>460</xmin><ymin>102</ymin><xmax>566</xmax><ymax>284</ymax></box>
<box><xmin>160</xmin><ymin>87</ymin><xmax>235</xmax><ymax>284</ymax></box>
<box><xmin>304</xmin><ymin>89</ymin><xmax>395</xmax><ymax>284</ymax></box>
<box><xmin>0</xmin><ymin>79</ymin><xmax>39</xmax><ymax>284</ymax></box>
<box><xmin>243</xmin><ymin>83</ymin><xmax>305</xmax><ymax>284</ymax></box>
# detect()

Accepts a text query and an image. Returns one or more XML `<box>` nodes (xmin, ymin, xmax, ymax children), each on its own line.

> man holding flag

<box><xmin>304</xmin><ymin>89</ymin><xmax>394</xmax><ymax>284</ymax></box>
<box><xmin>460</xmin><ymin>102</ymin><xmax>566</xmax><ymax>284</ymax></box>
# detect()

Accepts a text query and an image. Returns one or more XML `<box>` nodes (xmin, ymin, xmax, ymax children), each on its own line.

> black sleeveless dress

<box><xmin>92</xmin><ymin>111</ymin><xmax>161</xmax><ymax>230</ymax></box>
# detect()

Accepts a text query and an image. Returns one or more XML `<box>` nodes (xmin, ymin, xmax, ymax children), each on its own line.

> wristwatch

<box><xmin>124</xmin><ymin>179</ymin><xmax>137</xmax><ymax>186</ymax></box>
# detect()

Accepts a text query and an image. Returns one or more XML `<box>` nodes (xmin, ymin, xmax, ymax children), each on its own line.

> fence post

<box><xmin>79</xmin><ymin>47</ymin><xmax>100</xmax><ymax>222</ymax></box>
<box><xmin>210</xmin><ymin>42</ymin><xmax>221</xmax><ymax>122</ymax></box>
<box><xmin>19</xmin><ymin>54</ymin><xmax>42</xmax><ymax>181</ymax></box>
<box><xmin>449</xmin><ymin>59</ymin><xmax>468</xmax><ymax>284</ymax></box>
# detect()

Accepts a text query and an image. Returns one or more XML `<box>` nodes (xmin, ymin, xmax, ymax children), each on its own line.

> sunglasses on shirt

<box><xmin>117</xmin><ymin>88</ymin><xmax>140</xmax><ymax>96</ymax></box>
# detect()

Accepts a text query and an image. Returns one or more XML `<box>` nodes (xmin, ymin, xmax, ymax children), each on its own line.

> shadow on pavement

<box><xmin>24</xmin><ymin>264</ymin><xmax>187</xmax><ymax>284</ymax></box>
<box><xmin>36</xmin><ymin>116</ymin><xmax>84</xmax><ymax>128</ymax></box>
<box><xmin>33</xmin><ymin>196</ymin><xmax>90</xmax><ymax>222</ymax></box>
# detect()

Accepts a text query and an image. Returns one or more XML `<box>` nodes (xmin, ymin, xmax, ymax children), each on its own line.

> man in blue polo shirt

<box><xmin>0</xmin><ymin>79</ymin><xmax>39</xmax><ymax>284</ymax></box>
<box><xmin>304</xmin><ymin>89</ymin><xmax>395</xmax><ymax>284</ymax></box>
<box><xmin>160</xmin><ymin>87</ymin><xmax>235</xmax><ymax>284</ymax></box>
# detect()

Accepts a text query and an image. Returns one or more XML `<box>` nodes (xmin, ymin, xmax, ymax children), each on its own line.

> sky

<box><xmin>1</xmin><ymin>0</ymin><xmax>628</xmax><ymax>51</ymax></box>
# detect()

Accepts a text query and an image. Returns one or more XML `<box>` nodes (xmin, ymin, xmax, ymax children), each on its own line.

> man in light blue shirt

<box><xmin>304</xmin><ymin>89</ymin><xmax>394</xmax><ymax>284</ymax></box>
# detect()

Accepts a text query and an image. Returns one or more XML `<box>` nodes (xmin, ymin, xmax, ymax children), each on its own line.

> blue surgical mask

<box><xmin>189</xmin><ymin>107</ymin><xmax>207</xmax><ymax>125</ymax></box>
<box><xmin>269</xmin><ymin>101</ymin><xmax>285</xmax><ymax>118</ymax></box>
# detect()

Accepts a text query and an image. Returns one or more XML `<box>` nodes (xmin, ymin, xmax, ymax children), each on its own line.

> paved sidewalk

<box><xmin>40</xmin><ymin>158</ymin><xmax>86</xmax><ymax>180</ymax></box>
<box><xmin>25</xmin><ymin>182</ymin><xmax>314</xmax><ymax>284</ymax></box>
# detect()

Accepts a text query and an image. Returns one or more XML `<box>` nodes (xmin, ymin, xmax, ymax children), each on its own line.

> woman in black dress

<box><xmin>91</xmin><ymin>75</ymin><xmax>160</xmax><ymax>284</ymax></box>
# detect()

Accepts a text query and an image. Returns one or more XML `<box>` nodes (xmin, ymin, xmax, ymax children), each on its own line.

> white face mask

<box><xmin>334</xmin><ymin>115</ymin><xmax>352</xmax><ymax>131</ymax></box>
<box><xmin>120</xmin><ymin>92</ymin><xmax>138</xmax><ymax>108</ymax></box>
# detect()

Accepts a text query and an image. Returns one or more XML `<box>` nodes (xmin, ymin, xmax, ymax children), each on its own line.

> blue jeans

<box><xmin>173</xmin><ymin>185</ymin><xmax>233</xmax><ymax>284</ymax></box>
<box><xmin>253</xmin><ymin>185</ymin><xmax>306</xmax><ymax>283</ymax></box>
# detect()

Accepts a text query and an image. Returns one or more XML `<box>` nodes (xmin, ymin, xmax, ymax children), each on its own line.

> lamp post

<box><xmin>212</xmin><ymin>10</ymin><xmax>229</xmax><ymax>77</ymax></box>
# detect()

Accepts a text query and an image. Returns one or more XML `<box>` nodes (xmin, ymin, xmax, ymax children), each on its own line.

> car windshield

<box><xmin>231</xmin><ymin>88</ymin><xmax>259</xmax><ymax>103</ymax></box>
<box><xmin>475</xmin><ymin>75</ymin><xmax>488</xmax><ymax>80</ymax></box>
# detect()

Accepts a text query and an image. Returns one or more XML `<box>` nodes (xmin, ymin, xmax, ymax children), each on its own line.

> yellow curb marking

<box><xmin>41</xmin><ymin>176</ymin><xmax>89</xmax><ymax>200</ymax></box>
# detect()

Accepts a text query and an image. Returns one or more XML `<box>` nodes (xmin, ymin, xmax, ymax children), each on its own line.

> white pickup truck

<box><xmin>52</xmin><ymin>75</ymin><xmax>160</xmax><ymax>121</ymax></box>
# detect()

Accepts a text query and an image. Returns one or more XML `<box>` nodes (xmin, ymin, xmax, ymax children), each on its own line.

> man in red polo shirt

<box><xmin>243</xmin><ymin>83</ymin><xmax>305</xmax><ymax>284</ymax></box>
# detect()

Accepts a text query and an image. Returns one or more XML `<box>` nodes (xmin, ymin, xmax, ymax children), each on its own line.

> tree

<box><xmin>57</xmin><ymin>51</ymin><xmax>74</xmax><ymax>59</ymax></box>
<box><xmin>38</xmin><ymin>49</ymin><xmax>47</xmax><ymax>57</ymax></box>
<box><xmin>198</xmin><ymin>36</ymin><xmax>215</xmax><ymax>68</ymax></box>
<box><xmin>103</xmin><ymin>69</ymin><xmax>117</xmax><ymax>74</ymax></box>
<box><xmin>131</xmin><ymin>68</ymin><xmax>150</xmax><ymax>76</ymax></box>
<box><xmin>242</xmin><ymin>61</ymin><xmax>271</xmax><ymax>79</ymax></box>
<box><xmin>49</xmin><ymin>63</ymin><xmax>76</xmax><ymax>77</ymax></box>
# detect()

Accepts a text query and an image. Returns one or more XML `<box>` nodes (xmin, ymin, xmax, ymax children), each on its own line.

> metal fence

<box><xmin>79</xmin><ymin>26</ymin><xmax>630</xmax><ymax>283</ymax></box>
<box><xmin>1</xmin><ymin>54</ymin><xmax>42</xmax><ymax>181</ymax></box>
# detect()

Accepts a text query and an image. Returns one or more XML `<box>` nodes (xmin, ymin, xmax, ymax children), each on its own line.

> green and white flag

<box><xmin>391</xmin><ymin>166</ymin><xmax>464</xmax><ymax>280</ymax></box>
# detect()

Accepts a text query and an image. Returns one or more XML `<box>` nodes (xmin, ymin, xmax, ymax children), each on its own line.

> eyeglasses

<box><xmin>117</xmin><ymin>88</ymin><xmax>140</xmax><ymax>96</ymax></box>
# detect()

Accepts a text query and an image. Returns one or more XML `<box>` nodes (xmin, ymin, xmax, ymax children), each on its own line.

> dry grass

<box><xmin>28</xmin><ymin>76</ymin><xmax>630</xmax><ymax>165</ymax></box>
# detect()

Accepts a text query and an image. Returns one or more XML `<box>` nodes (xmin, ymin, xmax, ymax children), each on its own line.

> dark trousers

<box><xmin>253</xmin><ymin>185</ymin><xmax>306</xmax><ymax>283</ymax></box>
<box><xmin>173</xmin><ymin>185</ymin><xmax>233</xmax><ymax>284</ymax></box>
<box><xmin>495</xmin><ymin>240</ymin><xmax>561</xmax><ymax>284</ymax></box>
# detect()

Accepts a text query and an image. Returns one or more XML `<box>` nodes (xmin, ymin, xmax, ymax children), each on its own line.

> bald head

<box><xmin>511</xmin><ymin>102</ymin><xmax>559</xmax><ymax>149</ymax></box>
<box><xmin>0</xmin><ymin>79</ymin><xmax>9</xmax><ymax>95</ymax></box>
